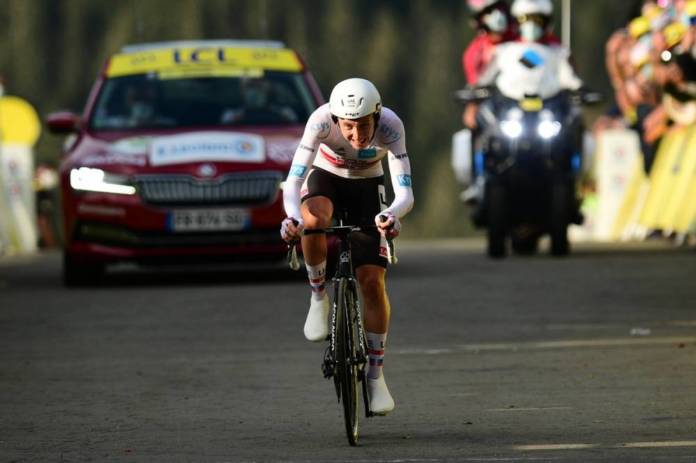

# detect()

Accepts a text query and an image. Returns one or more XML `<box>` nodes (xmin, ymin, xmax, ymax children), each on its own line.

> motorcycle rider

<box><xmin>478</xmin><ymin>0</ymin><xmax>583</xmax><ymax>109</ymax></box>
<box><xmin>475</xmin><ymin>0</ymin><xmax>586</xmax><ymax>228</ymax></box>
<box><xmin>456</xmin><ymin>0</ymin><xmax>518</xmax><ymax>204</ymax></box>
<box><xmin>280</xmin><ymin>78</ymin><xmax>414</xmax><ymax>415</ymax></box>
<box><xmin>463</xmin><ymin>0</ymin><xmax>518</xmax><ymax>88</ymax></box>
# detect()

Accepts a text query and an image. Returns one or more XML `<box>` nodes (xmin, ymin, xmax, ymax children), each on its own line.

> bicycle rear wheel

<box><xmin>335</xmin><ymin>278</ymin><xmax>360</xmax><ymax>446</ymax></box>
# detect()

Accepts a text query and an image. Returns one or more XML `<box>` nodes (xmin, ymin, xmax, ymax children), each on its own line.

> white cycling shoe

<box><xmin>367</xmin><ymin>374</ymin><xmax>395</xmax><ymax>415</ymax></box>
<box><xmin>303</xmin><ymin>294</ymin><xmax>329</xmax><ymax>342</ymax></box>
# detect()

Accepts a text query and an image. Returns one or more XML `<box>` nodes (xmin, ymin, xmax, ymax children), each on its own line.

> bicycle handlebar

<box><xmin>286</xmin><ymin>223</ymin><xmax>398</xmax><ymax>268</ymax></box>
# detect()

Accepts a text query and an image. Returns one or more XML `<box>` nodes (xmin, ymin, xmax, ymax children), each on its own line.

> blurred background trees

<box><xmin>0</xmin><ymin>0</ymin><xmax>646</xmax><ymax>237</ymax></box>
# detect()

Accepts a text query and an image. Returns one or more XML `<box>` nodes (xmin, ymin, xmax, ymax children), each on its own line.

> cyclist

<box><xmin>280</xmin><ymin>78</ymin><xmax>414</xmax><ymax>415</ymax></box>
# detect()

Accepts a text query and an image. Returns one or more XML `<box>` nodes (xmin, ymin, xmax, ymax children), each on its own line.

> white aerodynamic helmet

<box><xmin>511</xmin><ymin>0</ymin><xmax>553</xmax><ymax>17</ymax></box>
<box><xmin>329</xmin><ymin>78</ymin><xmax>382</xmax><ymax>120</ymax></box>
<box><xmin>467</xmin><ymin>0</ymin><xmax>501</xmax><ymax>13</ymax></box>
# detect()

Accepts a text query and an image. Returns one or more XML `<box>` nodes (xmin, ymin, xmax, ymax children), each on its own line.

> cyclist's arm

<box><xmin>381</xmin><ymin>114</ymin><xmax>414</xmax><ymax>218</ymax></box>
<box><xmin>282</xmin><ymin>109</ymin><xmax>328</xmax><ymax>220</ymax></box>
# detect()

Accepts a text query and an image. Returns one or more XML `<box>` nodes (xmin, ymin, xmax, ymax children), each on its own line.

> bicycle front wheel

<box><xmin>335</xmin><ymin>277</ymin><xmax>360</xmax><ymax>446</ymax></box>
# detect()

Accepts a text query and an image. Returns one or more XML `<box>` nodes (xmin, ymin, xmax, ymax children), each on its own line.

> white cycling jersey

<box><xmin>283</xmin><ymin>103</ymin><xmax>414</xmax><ymax>221</ymax></box>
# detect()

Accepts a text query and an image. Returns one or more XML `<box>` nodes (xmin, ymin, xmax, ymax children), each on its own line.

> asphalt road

<box><xmin>1</xmin><ymin>240</ymin><xmax>696</xmax><ymax>462</ymax></box>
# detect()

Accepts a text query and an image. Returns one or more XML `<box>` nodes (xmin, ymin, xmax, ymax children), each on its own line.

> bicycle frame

<box><xmin>304</xmin><ymin>226</ymin><xmax>370</xmax><ymax>410</ymax></box>
<box><xmin>288</xmin><ymin>218</ymin><xmax>395</xmax><ymax>445</ymax></box>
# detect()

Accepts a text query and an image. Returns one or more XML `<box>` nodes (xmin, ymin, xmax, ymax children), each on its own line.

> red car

<box><xmin>46</xmin><ymin>40</ymin><xmax>323</xmax><ymax>285</ymax></box>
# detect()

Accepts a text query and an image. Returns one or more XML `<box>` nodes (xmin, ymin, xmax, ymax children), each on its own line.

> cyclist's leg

<box><xmin>355</xmin><ymin>265</ymin><xmax>389</xmax><ymax>334</ymax></box>
<box><xmin>299</xmin><ymin>169</ymin><xmax>337</xmax><ymax>341</ymax></box>
<box><xmin>355</xmin><ymin>265</ymin><xmax>394</xmax><ymax>414</ymax></box>
<box><xmin>347</xmin><ymin>176</ymin><xmax>395</xmax><ymax>414</ymax></box>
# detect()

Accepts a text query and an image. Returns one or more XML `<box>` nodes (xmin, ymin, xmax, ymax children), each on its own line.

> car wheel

<box><xmin>487</xmin><ymin>182</ymin><xmax>508</xmax><ymax>259</ymax></box>
<box><xmin>511</xmin><ymin>235</ymin><xmax>539</xmax><ymax>255</ymax></box>
<box><xmin>63</xmin><ymin>253</ymin><xmax>105</xmax><ymax>287</ymax></box>
<box><xmin>550</xmin><ymin>182</ymin><xmax>571</xmax><ymax>257</ymax></box>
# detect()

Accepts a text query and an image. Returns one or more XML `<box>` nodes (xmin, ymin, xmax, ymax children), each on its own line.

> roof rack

<box><xmin>120</xmin><ymin>40</ymin><xmax>286</xmax><ymax>53</ymax></box>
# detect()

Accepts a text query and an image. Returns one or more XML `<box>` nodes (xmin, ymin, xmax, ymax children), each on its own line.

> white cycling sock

<box><xmin>366</xmin><ymin>331</ymin><xmax>387</xmax><ymax>380</ymax></box>
<box><xmin>306</xmin><ymin>261</ymin><xmax>326</xmax><ymax>301</ymax></box>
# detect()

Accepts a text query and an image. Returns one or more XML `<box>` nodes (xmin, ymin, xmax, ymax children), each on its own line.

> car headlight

<box><xmin>70</xmin><ymin>167</ymin><xmax>136</xmax><ymax>195</ymax></box>
<box><xmin>500</xmin><ymin>120</ymin><xmax>524</xmax><ymax>139</ymax></box>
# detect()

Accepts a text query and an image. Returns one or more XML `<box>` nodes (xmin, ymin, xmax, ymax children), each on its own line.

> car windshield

<box><xmin>90</xmin><ymin>71</ymin><xmax>316</xmax><ymax>130</ymax></box>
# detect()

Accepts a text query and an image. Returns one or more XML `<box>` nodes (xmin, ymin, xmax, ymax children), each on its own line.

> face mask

<box><xmin>483</xmin><ymin>9</ymin><xmax>508</xmax><ymax>32</ymax></box>
<box><xmin>520</xmin><ymin>21</ymin><xmax>544</xmax><ymax>42</ymax></box>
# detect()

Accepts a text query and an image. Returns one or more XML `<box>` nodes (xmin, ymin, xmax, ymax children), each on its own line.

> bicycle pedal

<box><xmin>322</xmin><ymin>361</ymin><xmax>334</xmax><ymax>379</ymax></box>
<box><xmin>321</xmin><ymin>347</ymin><xmax>335</xmax><ymax>379</ymax></box>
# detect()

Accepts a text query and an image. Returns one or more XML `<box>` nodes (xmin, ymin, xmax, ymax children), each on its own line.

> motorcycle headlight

<box><xmin>500</xmin><ymin>120</ymin><xmax>524</xmax><ymax>139</ymax></box>
<box><xmin>537</xmin><ymin>109</ymin><xmax>562</xmax><ymax>139</ymax></box>
<box><xmin>70</xmin><ymin>167</ymin><xmax>136</xmax><ymax>195</ymax></box>
<box><xmin>537</xmin><ymin>120</ymin><xmax>562</xmax><ymax>139</ymax></box>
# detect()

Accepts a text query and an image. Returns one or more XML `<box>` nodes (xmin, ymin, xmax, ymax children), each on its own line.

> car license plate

<box><xmin>168</xmin><ymin>208</ymin><xmax>250</xmax><ymax>232</ymax></box>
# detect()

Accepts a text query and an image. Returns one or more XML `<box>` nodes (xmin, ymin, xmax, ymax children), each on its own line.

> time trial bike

<box><xmin>288</xmin><ymin>216</ymin><xmax>396</xmax><ymax>446</ymax></box>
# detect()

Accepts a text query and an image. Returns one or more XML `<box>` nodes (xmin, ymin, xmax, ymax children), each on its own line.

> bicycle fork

<box><xmin>322</xmin><ymin>277</ymin><xmax>368</xmax><ymax>402</ymax></box>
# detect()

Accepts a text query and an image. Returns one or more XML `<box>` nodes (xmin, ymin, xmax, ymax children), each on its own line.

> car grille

<box><xmin>135</xmin><ymin>171</ymin><xmax>283</xmax><ymax>206</ymax></box>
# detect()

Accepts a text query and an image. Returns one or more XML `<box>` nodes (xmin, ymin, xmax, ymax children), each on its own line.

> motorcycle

<box><xmin>453</xmin><ymin>43</ymin><xmax>601</xmax><ymax>258</ymax></box>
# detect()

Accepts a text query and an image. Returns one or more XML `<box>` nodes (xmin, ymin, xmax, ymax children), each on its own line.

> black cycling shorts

<box><xmin>301</xmin><ymin>167</ymin><xmax>388</xmax><ymax>269</ymax></box>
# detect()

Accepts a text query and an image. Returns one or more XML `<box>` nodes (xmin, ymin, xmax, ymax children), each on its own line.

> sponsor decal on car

<box><xmin>82</xmin><ymin>152</ymin><xmax>148</xmax><ymax>167</ymax></box>
<box><xmin>149</xmin><ymin>132</ymin><xmax>265</xmax><ymax>166</ymax></box>
<box><xmin>107</xmin><ymin>47</ymin><xmax>303</xmax><ymax>78</ymax></box>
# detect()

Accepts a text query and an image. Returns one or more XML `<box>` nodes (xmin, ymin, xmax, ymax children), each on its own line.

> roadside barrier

<box><xmin>0</xmin><ymin>94</ymin><xmax>41</xmax><ymax>255</ymax></box>
<box><xmin>584</xmin><ymin>124</ymin><xmax>696</xmax><ymax>241</ymax></box>
<box><xmin>638</xmin><ymin>124</ymin><xmax>696</xmax><ymax>236</ymax></box>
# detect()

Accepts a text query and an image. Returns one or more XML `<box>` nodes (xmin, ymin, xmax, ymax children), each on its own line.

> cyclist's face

<box><xmin>337</xmin><ymin>115</ymin><xmax>375</xmax><ymax>150</ymax></box>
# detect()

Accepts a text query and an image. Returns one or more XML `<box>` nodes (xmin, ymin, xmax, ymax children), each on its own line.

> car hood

<box><xmin>65</xmin><ymin>127</ymin><xmax>303</xmax><ymax>176</ymax></box>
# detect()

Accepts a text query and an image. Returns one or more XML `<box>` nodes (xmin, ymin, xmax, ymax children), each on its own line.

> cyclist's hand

<box><xmin>281</xmin><ymin>217</ymin><xmax>304</xmax><ymax>243</ymax></box>
<box><xmin>375</xmin><ymin>212</ymin><xmax>400</xmax><ymax>239</ymax></box>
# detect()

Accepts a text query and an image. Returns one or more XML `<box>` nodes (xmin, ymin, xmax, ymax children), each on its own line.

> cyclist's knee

<box><xmin>303</xmin><ymin>213</ymin><xmax>332</xmax><ymax>229</ymax></box>
<box><xmin>357</xmin><ymin>268</ymin><xmax>386</xmax><ymax>298</ymax></box>
<box><xmin>302</xmin><ymin>197</ymin><xmax>333</xmax><ymax>228</ymax></box>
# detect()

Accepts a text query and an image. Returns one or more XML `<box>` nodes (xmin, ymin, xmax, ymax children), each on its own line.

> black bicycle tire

<box><xmin>336</xmin><ymin>278</ymin><xmax>359</xmax><ymax>446</ymax></box>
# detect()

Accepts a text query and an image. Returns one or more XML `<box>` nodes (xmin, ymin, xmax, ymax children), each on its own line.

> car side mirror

<box><xmin>46</xmin><ymin>111</ymin><xmax>80</xmax><ymax>134</ymax></box>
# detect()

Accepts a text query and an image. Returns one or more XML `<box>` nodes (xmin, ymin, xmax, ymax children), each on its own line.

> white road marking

<box><xmin>619</xmin><ymin>440</ymin><xmax>696</xmax><ymax>448</ymax></box>
<box><xmin>489</xmin><ymin>406</ymin><xmax>572</xmax><ymax>412</ymax></box>
<box><xmin>515</xmin><ymin>444</ymin><xmax>597</xmax><ymax>450</ymax></box>
<box><xmin>394</xmin><ymin>336</ymin><xmax>696</xmax><ymax>355</ymax></box>
<box><xmin>514</xmin><ymin>440</ymin><xmax>696</xmax><ymax>452</ymax></box>
<box><xmin>665</xmin><ymin>320</ymin><xmax>696</xmax><ymax>327</ymax></box>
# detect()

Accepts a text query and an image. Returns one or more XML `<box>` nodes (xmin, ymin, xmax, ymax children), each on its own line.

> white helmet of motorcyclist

<box><xmin>329</xmin><ymin>78</ymin><xmax>381</xmax><ymax>120</ymax></box>
<box><xmin>511</xmin><ymin>0</ymin><xmax>553</xmax><ymax>18</ymax></box>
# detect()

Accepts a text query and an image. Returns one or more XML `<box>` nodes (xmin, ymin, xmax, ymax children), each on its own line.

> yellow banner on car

<box><xmin>107</xmin><ymin>47</ymin><xmax>303</xmax><ymax>78</ymax></box>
